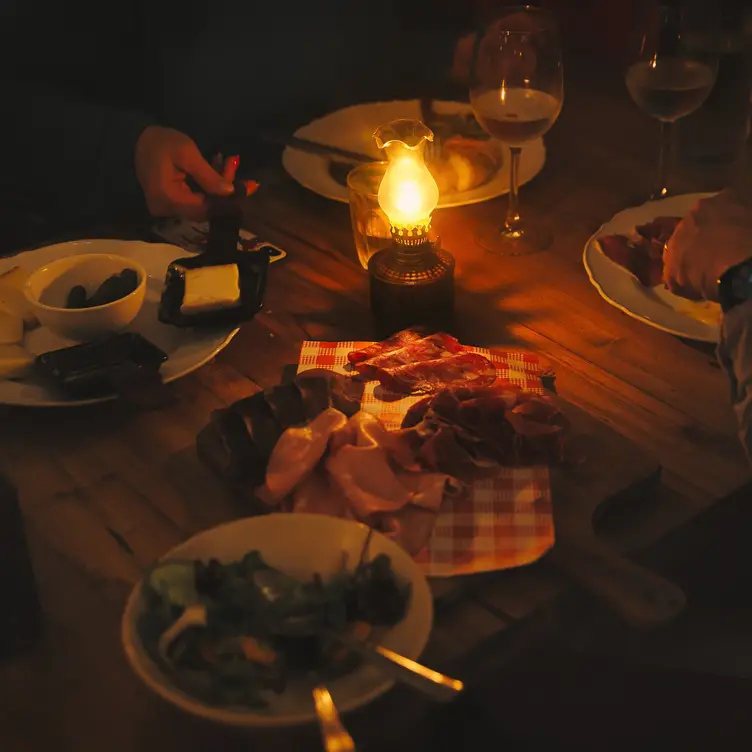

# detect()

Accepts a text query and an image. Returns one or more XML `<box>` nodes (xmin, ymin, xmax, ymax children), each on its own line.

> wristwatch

<box><xmin>718</xmin><ymin>258</ymin><xmax>752</xmax><ymax>313</ymax></box>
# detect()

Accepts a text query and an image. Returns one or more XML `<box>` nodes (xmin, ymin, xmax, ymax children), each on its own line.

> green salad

<box><xmin>137</xmin><ymin>549</ymin><xmax>410</xmax><ymax>709</ymax></box>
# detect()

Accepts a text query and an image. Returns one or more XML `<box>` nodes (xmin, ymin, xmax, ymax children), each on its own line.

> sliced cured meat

<box><xmin>347</xmin><ymin>329</ymin><xmax>423</xmax><ymax>365</ymax></box>
<box><xmin>291</xmin><ymin>467</ymin><xmax>352</xmax><ymax>518</ymax></box>
<box><xmin>263</xmin><ymin>383</ymin><xmax>307</xmax><ymax>430</ymax></box>
<box><xmin>401</xmin><ymin>383</ymin><xmax>568</xmax><ymax>478</ymax></box>
<box><xmin>596</xmin><ymin>216</ymin><xmax>681</xmax><ymax>289</ymax></box>
<box><xmin>596</xmin><ymin>234</ymin><xmax>663</xmax><ymax>288</ymax></box>
<box><xmin>296</xmin><ymin>368</ymin><xmax>364</xmax><ymax>417</ymax></box>
<box><xmin>296</xmin><ymin>376</ymin><xmax>333</xmax><ymax>421</ymax></box>
<box><xmin>326</xmin><ymin>443</ymin><xmax>413</xmax><ymax>517</ymax></box>
<box><xmin>353</xmin><ymin>332</ymin><xmax>464</xmax><ymax>379</ymax></box>
<box><xmin>377</xmin><ymin>504</ymin><xmax>438</xmax><ymax>556</ymax></box>
<box><xmin>635</xmin><ymin>216</ymin><xmax>681</xmax><ymax>243</ymax></box>
<box><xmin>374</xmin><ymin>352</ymin><xmax>497</xmax><ymax>395</ymax></box>
<box><xmin>263</xmin><ymin>408</ymin><xmax>349</xmax><ymax>501</ymax></box>
<box><xmin>396</xmin><ymin>472</ymin><xmax>463</xmax><ymax>513</ymax></box>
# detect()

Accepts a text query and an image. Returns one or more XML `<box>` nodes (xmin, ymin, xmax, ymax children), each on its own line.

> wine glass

<box><xmin>625</xmin><ymin>2</ymin><xmax>718</xmax><ymax>200</ymax></box>
<box><xmin>470</xmin><ymin>6</ymin><xmax>563</xmax><ymax>255</ymax></box>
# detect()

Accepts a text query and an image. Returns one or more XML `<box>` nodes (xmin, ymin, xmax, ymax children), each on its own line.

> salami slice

<box><xmin>596</xmin><ymin>234</ymin><xmax>664</xmax><ymax>288</ymax></box>
<box><xmin>596</xmin><ymin>215</ymin><xmax>681</xmax><ymax>289</ymax></box>
<box><xmin>353</xmin><ymin>332</ymin><xmax>464</xmax><ymax>379</ymax></box>
<box><xmin>347</xmin><ymin>329</ymin><xmax>423</xmax><ymax>365</ymax></box>
<box><xmin>373</xmin><ymin>352</ymin><xmax>497</xmax><ymax>395</ymax></box>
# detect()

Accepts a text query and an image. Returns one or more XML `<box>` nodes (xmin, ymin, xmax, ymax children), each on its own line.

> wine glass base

<box><xmin>477</xmin><ymin>224</ymin><xmax>553</xmax><ymax>256</ymax></box>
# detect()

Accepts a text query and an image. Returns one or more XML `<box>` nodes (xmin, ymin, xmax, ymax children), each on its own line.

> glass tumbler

<box><xmin>347</xmin><ymin>162</ymin><xmax>391</xmax><ymax>270</ymax></box>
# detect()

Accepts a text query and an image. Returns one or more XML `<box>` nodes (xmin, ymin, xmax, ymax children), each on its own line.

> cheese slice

<box><xmin>180</xmin><ymin>264</ymin><xmax>241</xmax><ymax>315</ymax></box>
<box><xmin>0</xmin><ymin>266</ymin><xmax>37</xmax><ymax>326</ymax></box>
<box><xmin>0</xmin><ymin>344</ymin><xmax>34</xmax><ymax>379</ymax></box>
<box><xmin>0</xmin><ymin>307</ymin><xmax>23</xmax><ymax>344</ymax></box>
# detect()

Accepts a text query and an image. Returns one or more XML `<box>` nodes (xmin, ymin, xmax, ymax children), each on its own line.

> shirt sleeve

<box><xmin>0</xmin><ymin>80</ymin><xmax>154</xmax><ymax>225</ymax></box>
<box><xmin>717</xmin><ymin>299</ymin><xmax>752</xmax><ymax>462</ymax></box>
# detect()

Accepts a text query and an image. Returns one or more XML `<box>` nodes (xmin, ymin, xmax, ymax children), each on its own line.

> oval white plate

<box><xmin>282</xmin><ymin>99</ymin><xmax>546</xmax><ymax>208</ymax></box>
<box><xmin>122</xmin><ymin>514</ymin><xmax>433</xmax><ymax>728</ymax></box>
<box><xmin>0</xmin><ymin>239</ymin><xmax>239</xmax><ymax>407</ymax></box>
<box><xmin>583</xmin><ymin>193</ymin><xmax>721</xmax><ymax>343</ymax></box>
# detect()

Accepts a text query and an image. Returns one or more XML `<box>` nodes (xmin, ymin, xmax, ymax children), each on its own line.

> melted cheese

<box><xmin>0</xmin><ymin>307</ymin><xmax>23</xmax><ymax>344</ymax></box>
<box><xmin>0</xmin><ymin>344</ymin><xmax>34</xmax><ymax>379</ymax></box>
<box><xmin>651</xmin><ymin>285</ymin><xmax>722</xmax><ymax>327</ymax></box>
<box><xmin>0</xmin><ymin>266</ymin><xmax>37</xmax><ymax>326</ymax></box>
<box><xmin>180</xmin><ymin>264</ymin><xmax>241</xmax><ymax>315</ymax></box>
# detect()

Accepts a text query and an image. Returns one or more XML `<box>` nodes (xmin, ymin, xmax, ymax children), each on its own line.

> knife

<box><xmin>263</xmin><ymin>134</ymin><xmax>374</xmax><ymax>164</ymax></box>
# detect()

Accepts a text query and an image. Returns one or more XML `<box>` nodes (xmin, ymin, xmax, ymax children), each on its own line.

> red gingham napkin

<box><xmin>298</xmin><ymin>341</ymin><xmax>554</xmax><ymax>576</ymax></box>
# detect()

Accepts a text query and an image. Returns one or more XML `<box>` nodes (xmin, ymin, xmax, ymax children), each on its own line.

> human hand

<box><xmin>664</xmin><ymin>191</ymin><xmax>752</xmax><ymax>302</ymax></box>
<box><xmin>135</xmin><ymin>126</ymin><xmax>235</xmax><ymax>221</ymax></box>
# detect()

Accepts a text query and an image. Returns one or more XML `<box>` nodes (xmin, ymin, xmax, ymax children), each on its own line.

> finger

<box><xmin>223</xmin><ymin>155</ymin><xmax>240</xmax><ymax>182</ymax></box>
<box><xmin>175</xmin><ymin>142</ymin><xmax>234</xmax><ymax>196</ymax></box>
<box><xmin>163</xmin><ymin>182</ymin><xmax>211</xmax><ymax>222</ymax></box>
<box><xmin>665</xmin><ymin>276</ymin><xmax>701</xmax><ymax>300</ymax></box>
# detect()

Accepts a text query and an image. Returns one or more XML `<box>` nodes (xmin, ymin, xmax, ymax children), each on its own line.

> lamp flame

<box><xmin>377</xmin><ymin>153</ymin><xmax>439</xmax><ymax>229</ymax></box>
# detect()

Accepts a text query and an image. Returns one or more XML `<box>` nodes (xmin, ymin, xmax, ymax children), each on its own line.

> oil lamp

<box><xmin>368</xmin><ymin>119</ymin><xmax>455</xmax><ymax>337</ymax></box>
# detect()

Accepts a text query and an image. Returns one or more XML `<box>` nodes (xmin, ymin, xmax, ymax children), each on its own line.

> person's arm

<box><xmin>718</xmin><ymin>301</ymin><xmax>752</xmax><ymax>461</ymax></box>
<box><xmin>0</xmin><ymin>80</ymin><xmax>153</xmax><ymax>224</ymax></box>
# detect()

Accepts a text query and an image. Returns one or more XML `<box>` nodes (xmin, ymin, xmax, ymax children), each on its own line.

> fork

<box><xmin>313</xmin><ymin>685</ymin><xmax>356</xmax><ymax>752</ymax></box>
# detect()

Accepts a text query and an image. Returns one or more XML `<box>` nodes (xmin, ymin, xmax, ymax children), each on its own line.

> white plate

<box><xmin>583</xmin><ymin>193</ymin><xmax>722</xmax><ymax>343</ymax></box>
<box><xmin>0</xmin><ymin>239</ymin><xmax>239</xmax><ymax>407</ymax></box>
<box><xmin>282</xmin><ymin>100</ymin><xmax>546</xmax><ymax>208</ymax></box>
<box><xmin>121</xmin><ymin>513</ymin><xmax>433</xmax><ymax>728</ymax></box>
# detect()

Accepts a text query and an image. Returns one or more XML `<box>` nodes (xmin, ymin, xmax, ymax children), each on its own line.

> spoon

<box><xmin>312</xmin><ymin>685</ymin><xmax>356</xmax><ymax>752</ymax></box>
<box><xmin>253</xmin><ymin>569</ymin><xmax>463</xmax><ymax>702</ymax></box>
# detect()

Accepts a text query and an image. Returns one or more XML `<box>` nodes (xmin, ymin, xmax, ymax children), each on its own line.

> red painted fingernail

<box><xmin>230</xmin><ymin>155</ymin><xmax>240</xmax><ymax>169</ymax></box>
<box><xmin>244</xmin><ymin>180</ymin><xmax>260</xmax><ymax>196</ymax></box>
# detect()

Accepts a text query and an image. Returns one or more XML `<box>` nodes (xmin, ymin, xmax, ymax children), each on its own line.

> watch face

<box><xmin>721</xmin><ymin>260</ymin><xmax>752</xmax><ymax>312</ymax></box>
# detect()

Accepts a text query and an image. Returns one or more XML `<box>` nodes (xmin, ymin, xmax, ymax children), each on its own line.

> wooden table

<box><xmin>1</xmin><ymin>55</ymin><xmax>749</xmax><ymax>751</ymax></box>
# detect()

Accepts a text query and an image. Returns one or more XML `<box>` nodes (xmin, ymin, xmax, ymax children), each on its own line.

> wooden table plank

<box><xmin>1</xmin><ymin>52</ymin><xmax>749</xmax><ymax>750</ymax></box>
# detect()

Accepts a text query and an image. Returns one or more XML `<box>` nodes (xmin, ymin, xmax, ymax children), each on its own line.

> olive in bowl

<box><xmin>24</xmin><ymin>253</ymin><xmax>147</xmax><ymax>342</ymax></box>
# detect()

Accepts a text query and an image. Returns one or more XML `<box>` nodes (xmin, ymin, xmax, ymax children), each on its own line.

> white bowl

<box><xmin>121</xmin><ymin>514</ymin><xmax>433</xmax><ymax>727</ymax></box>
<box><xmin>24</xmin><ymin>253</ymin><xmax>146</xmax><ymax>341</ymax></box>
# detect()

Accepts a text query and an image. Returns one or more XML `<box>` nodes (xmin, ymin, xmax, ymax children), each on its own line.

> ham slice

<box><xmin>352</xmin><ymin>332</ymin><xmax>463</xmax><ymax>379</ymax></box>
<box><xmin>259</xmin><ymin>407</ymin><xmax>464</xmax><ymax>555</ymax></box>
<box><xmin>347</xmin><ymin>329</ymin><xmax>423</xmax><ymax>365</ymax></box>
<box><xmin>291</xmin><ymin>467</ymin><xmax>352</xmax><ymax>518</ymax></box>
<box><xmin>376</xmin><ymin>505</ymin><xmax>438</xmax><ymax>556</ymax></box>
<box><xmin>326</xmin><ymin>444</ymin><xmax>413</xmax><ymax>516</ymax></box>
<box><xmin>262</xmin><ymin>407</ymin><xmax>348</xmax><ymax>502</ymax></box>
<box><xmin>397</xmin><ymin>471</ymin><xmax>463</xmax><ymax>513</ymax></box>
<box><xmin>374</xmin><ymin>352</ymin><xmax>497</xmax><ymax>395</ymax></box>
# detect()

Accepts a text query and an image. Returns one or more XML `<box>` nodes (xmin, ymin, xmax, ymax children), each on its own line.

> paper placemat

<box><xmin>298</xmin><ymin>341</ymin><xmax>554</xmax><ymax>576</ymax></box>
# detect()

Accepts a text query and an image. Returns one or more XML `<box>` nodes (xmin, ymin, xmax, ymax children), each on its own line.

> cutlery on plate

<box><xmin>333</xmin><ymin>630</ymin><xmax>463</xmax><ymax>702</ymax></box>
<box><xmin>262</xmin><ymin>134</ymin><xmax>374</xmax><ymax>164</ymax></box>
<box><xmin>254</xmin><ymin>567</ymin><xmax>463</xmax><ymax>702</ymax></box>
<box><xmin>312</xmin><ymin>685</ymin><xmax>356</xmax><ymax>752</ymax></box>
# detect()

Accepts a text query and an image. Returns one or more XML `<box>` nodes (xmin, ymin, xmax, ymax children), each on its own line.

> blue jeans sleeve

<box><xmin>718</xmin><ymin>300</ymin><xmax>752</xmax><ymax>463</ymax></box>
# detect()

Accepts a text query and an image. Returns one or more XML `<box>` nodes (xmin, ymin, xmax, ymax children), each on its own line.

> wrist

<box><xmin>718</xmin><ymin>256</ymin><xmax>752</xmax><ymax>313</ymax></box>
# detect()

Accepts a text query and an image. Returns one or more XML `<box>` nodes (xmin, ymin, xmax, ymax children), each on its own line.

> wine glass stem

<box><xmin>505</xmin><ymin>147</ymin><xmax>522</xmax><ymax>232</ymax></box>
<box><xmin>655</xmin><ymin>120</ymin><xmax>674</xmax><ymax>199</ymax></box>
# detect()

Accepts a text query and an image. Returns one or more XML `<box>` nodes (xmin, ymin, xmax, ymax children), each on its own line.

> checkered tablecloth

<box><xmin>298</xmin><ymin>341</ymin><xmax>554</xmax><ymax>577</ymax></box>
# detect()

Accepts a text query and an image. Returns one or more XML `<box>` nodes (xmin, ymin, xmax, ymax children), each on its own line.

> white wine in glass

<box><xmin>470</xmin><ymin>6</ymin><xmax>563</xmax><ymax>255</ymax></box>
<box><xmin>625</xmin><ymin>3</ymin><xmax>717</xmax><ymax>199</ymax></box>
